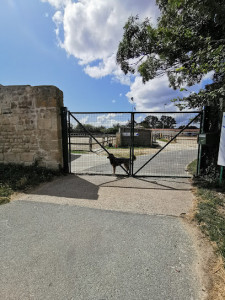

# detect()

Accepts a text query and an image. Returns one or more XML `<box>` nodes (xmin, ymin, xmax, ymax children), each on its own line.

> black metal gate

<box><xmin>61</xmin><ymin>109</ymin><xmax>202</xmax><ymax>177</ymax></box>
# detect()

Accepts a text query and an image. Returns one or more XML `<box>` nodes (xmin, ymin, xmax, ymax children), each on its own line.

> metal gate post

<box><xmin>130</xmin><ymin>112</ymin><xmax>135</xmax><ymax>176</ymax></box>
<box><xmin>197</xmin><ymin>110</ymin><xmax>204</xmax><ymax>176</ymax></box>
<box><xmin>60</xmin><ymin>107</ymin><xmax>69</xmax><ymax>173</ymax></box>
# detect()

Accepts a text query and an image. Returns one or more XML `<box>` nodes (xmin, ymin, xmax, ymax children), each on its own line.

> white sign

<box><xmin>218</xmin><ymin>112</ymin><xmax>225</xmax><ymax>166</ymax></box>
<box><xmin>122</xmin><ymin>132</ymin><xmax>139</xmax><ymax>137</ymax></box>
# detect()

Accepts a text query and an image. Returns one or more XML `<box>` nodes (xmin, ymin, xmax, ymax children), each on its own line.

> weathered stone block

<box><xmin>20</xmin><ymin>152</ymin><xmax>34</xmax><ymax>162</ymax></box>
<box><xmin>0</xmin><ymin>85</ymin><xmax>64</xmax><ymax>170</ymax></box>
<box><xmin>4</xmin><ymin>153</ymin><xmax>20</xmax><ymax>163</ymax></box>
<box><xmin>38</xmin><ymin>118</ymin><xmax>52</xmax><ymax>130</ymax></box>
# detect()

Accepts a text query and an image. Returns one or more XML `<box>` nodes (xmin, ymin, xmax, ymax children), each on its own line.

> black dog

<box><xmin>107</xmin><ymin>153</ymin><xmax>136</xmax><ymax>174</ymax></box>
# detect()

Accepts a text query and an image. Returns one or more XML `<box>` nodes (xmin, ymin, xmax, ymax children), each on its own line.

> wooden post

<box><xmin>89</xmin><ymin>137</ymin><xmax>92</xmax><ymax>152</ymax></box>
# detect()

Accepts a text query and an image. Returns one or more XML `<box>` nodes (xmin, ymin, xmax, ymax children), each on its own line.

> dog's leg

<box><xmin>113</xmin><ymin>165</ymin><xmax>116</xmax><ymax>175</ymax></box>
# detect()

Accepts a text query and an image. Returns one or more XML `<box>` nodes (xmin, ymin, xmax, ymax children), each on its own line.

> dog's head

<box><xmin>107</xmin><ymin>153</ymin><xmax>114</xmax><ymax>160</ymax></box>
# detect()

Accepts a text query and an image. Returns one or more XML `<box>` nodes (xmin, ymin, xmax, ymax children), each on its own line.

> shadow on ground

<box><xmin>30</xmin><ymin>175</ymin><xmax>99</xmax><ymax>200</ymax></box>
<box><xmin>29</xmin><ymin>175</ymin><xmax>192</xmax><ymax>201</ymax></box>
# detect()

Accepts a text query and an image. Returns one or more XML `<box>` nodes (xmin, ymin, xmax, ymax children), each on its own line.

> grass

<box><xmin>188</xmin><ymin>160</ymin><xmax>225</xmax><ymax>264</ymax></box>
<box><xmin>71</xmin><ymin>150</ymin><xmax>89</xmax><ymax>154</ymax></box>
<box><xmin>157</xmin><ymin>138</ymin><xmax>176</xmax><ymax>143</ymax></box>
<box><xmin>0</xmin><ymin>163</ymin><xmax>62</xmax><ymax>205</ymax></box>
<box><xmin>187</xmin><ymin>159</ymin><xmax>197</xmax><ymax>175</ymax></box>
<box><xmin>195</xmin><ymin>187</ymin><xmax>225</xmax><ymax>260</ymax></box>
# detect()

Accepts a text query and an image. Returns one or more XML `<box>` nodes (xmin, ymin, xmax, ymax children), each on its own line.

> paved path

<box><xmin>71</xmin><ymin>149</ymin><xmax>198</xmax><ymax>176</ymax></box>
<box><xmin>0</xmin><ymin>176</ymin><xmax>205</xmax><ymax>300</ymax></box>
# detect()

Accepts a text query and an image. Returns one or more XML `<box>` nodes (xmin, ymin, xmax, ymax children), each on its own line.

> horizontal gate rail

<box><xmin>134</xmin><ymin>112</ymin><xmax>202</xmax><ymax>176</ymax></box>
<box><xmin>70</xmin><ymin>111</ymin><xmax>202</xmax><ymax>114</ymax></box>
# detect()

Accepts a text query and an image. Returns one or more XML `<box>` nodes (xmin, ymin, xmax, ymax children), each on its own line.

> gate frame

<box><xmin>62</xmin><ymin>109</ymin><xmax>203</xmax><ymax>177</ymax></box>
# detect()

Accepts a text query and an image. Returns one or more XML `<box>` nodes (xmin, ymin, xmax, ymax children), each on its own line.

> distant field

<box><xmin>69</xmin><ymin>136</ymin><xmax>198</xmax><ymax>157</ymax></box>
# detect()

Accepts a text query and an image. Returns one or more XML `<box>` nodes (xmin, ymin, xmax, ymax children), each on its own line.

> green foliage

<box><xmin>140</xmin><ymin>115</ymin><xmax>176</xmax><ymax>128</ymax></box>
<box><xmin>187</xmin><ymin>159</ymin><xmax>197</xmax><ymax>175</ymax></box>
<box><xmin>195</xmin><ymin>187</ymin><xmax>225</xmax><ymax>261</ymax></box>
<box><xmin>72</xmin><ymin>123</ymin><xmax>121</xmax><ymax>134</ymax></box>
<box><xmin>0</xmin><ymin>163</ymin><xmax>61</xmax><ymax>205</ymax></box>
<box><xmin>117</xmin><ymin>0</ymin><xmax>225</xmax><ymax>109</ymax></box>
<box><xmin>189</xmin><ymin>169</ymin><xmax>225</xmax><ymax>263</ymax></box>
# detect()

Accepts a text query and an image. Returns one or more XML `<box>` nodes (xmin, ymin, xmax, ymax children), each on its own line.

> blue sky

<box><xmin>0</xmin><ymin>0</ymin><xmax>212</xmax><ymax>114</ymax></box>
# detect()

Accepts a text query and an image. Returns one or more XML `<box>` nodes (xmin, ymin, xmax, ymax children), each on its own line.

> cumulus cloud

<box><xmin>126</xmin><ymin>76</ymin><xmax>183</xmax><ymax>112</ymax></box>
<box><xmin>41</xmin><ymin>0</ymin><xmax>70</xmax><ymax>9</ymax></box>
<box><xmin>90</xmin><ymin>113</ymin><xmax>128</xmax><ymax>127</ymax></box>
<box><xmin>43</xmin><ymin>0</ymin><xmax>159</xmax><ymax>82</ymax></box>
<box><xmin>42</xmin><ymin>0</ymin><xmax>205</xmax><ymax>112</ymax></box>
<box><xmin>126</xmin><ymin>71</ymin><xmax>214</xmax><ymax>112</ymax></box>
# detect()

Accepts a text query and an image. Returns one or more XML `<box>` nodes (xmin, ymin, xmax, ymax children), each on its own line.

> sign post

<box><xmin>217</xmin><ymin>112</ymin><xmax>225</xmax><ymax>185</ymax></box>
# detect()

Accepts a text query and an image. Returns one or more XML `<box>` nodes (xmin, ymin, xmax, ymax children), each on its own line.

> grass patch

<box><xmin>188</xmin><ymin>160</ymin><xmax>225</xmax><ymax>264</ymax></box>
<box><xmin>0</xmin><ymin>163</ymin><xmax>62</xmax><ymax>205</ymax></box>
<box><xmin>195</xmin><ymin>187</ymin><xmax>225</xmax><ymax>261</ymax></box>
<box><xmin>187</xmin><ymin>159</ymin><xmax>197</xmax><ymax>175</ymax></box>
<box><xmin>157</xmin><ymin>138</ymin><xmax>169</xmax><ymax>143</ymax></box>
<box><xmin>71</xmin><ymin>150</ymin><xmax>89</xmax><ymax>154</ymax></box>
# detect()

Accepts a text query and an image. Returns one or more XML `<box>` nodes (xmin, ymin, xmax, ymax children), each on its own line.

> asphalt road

<box><xmin>71</xmin><ymin>148</ymin><xmax>198</xmax><ymax>176</ymax></box>
<box><xmin>0</xmin><ymin>175</ymin><xmax>203</xmax><ymax>300</ymax></box>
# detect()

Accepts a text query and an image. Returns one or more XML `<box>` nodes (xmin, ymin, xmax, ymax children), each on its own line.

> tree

<box><xmin>105</xmin><ymin>123</ymin><xmax>121</xmax><ymax>134</ymax></box>
<box><xmin>74</xmin><ymin>124</ymin><xmax>106</xmax><ymax>133</ymax></box>
<box><xmin>126</xmin><ymin>120</ymin><xmax>137</xmax><ymax>127</ymax></box>
<box><xmin>140</xmin><ymin>115</ymin><xmax>159</xmax><ymax>128</ymax></box>
<box><xmin>117</xmin><ymin>0</ymin><xmax>225</xmax><ymax>177</ymax></box>
<box><xmin>178</xmin><ymin>125</ymin><xmax>198</xmax><ymax>129</ymax></box>
<box><xmin>117</xmin><ymin>0</ymin><xmax>225</xmax><ymax>110</ymax></box>
<box><xmin>158</xmin><ymin>116</ymin><xmax>176</xmax><ymax>128</ymax></box>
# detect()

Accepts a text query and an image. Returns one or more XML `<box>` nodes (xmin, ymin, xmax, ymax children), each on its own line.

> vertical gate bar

<box><xmin>197</xmin><ymin>111</ymin><xmax>203</xmax><ymax>176</ymax></box>
<box><xmin>68</xmin><ymin>111</ymin><xmax>72</xmax><ymax>173</ymax></box>
<box><xmin>60</xmin><ymin>107</ymin><xmax>69</xmax><ymax>173</ymax></box>
<box><xmin>131</xmin><ymin>112</ymin><xmax>135</xmax><ymax>176</ymax></box>
<box><xmin>129</xmin><ymin>113</ymin><xmax>132</xmax><ymax>176</ymax></box>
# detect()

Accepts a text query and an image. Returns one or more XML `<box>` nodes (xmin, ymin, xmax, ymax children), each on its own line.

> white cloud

<box><xmin>44</xmin><ymin>0</ymin><xmax>159</xmax><ymax>82</ymax></box>
<box><xmin>43</xmin><ymin>0</ymin><xmax>205</xmax><ymax>112</ymax></box>
<box><xmin>52</xmin><ymin>10</ymin><xmax>63</xmax><ymax>24</ymax></box>
<box><xmin>126</xmin><ymin>76</ymin><xmax>183</xmax><ymax>112</ymax></box>
<box><xmin>98</xmin><ymin>113</ymin><xmax>128</xmax><ymax>126</ymax></box>
<box><xmin>41</xmin><ymin>0</ymin><xmax>70</xmax><ymax>9</ymax></box>
<box><xmin>79</xmin><ymin>116</ymin><xmax>89</xmax><ymax>124</ymax></box>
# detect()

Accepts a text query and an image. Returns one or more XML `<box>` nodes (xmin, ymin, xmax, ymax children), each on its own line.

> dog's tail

<box><xmin>133</xmin><ymin>155</ymin><xmax>136</xmax><ymax>161</ymax></box>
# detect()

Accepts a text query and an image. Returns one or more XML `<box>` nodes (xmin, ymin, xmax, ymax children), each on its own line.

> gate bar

<box><xmin>69</xmin><ymin>112</ymin><xmax>129</xmax><ymax>175</ymax></box>
<box><xmin>60</xmin><ymin>107</ymin><xmax>69</xmax><ymax>173</ymax></box>
<box><xmin>68</xmin><ymin>110</ymin><xmax>72</xmax><ymax>173</ymax></box>
<box><xmin>70</xmin><ymin>111</ymin><xmax>202</xmax><ymax>114</ymax></box>
<box><xmin>134</xmin><ymin>112</ymin><xmax>202</xmax><ymax>176</ymax></box>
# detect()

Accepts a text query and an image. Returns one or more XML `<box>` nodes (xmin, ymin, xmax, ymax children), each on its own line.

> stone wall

<box><xmin>0</xmin><ymin>85</ymin><xmax>64</xmax><ymax>169</ymax></box>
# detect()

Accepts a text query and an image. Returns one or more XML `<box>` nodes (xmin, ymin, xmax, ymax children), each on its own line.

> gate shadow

<box><xmin>30</xmin><ymin>175</ymin><xmax>99</xmax><ymax>200</ymax></box>
<box><xmin>30</xmin><ymin>175</ymin><xmax>191</xmax><ymax>202</ymax></box>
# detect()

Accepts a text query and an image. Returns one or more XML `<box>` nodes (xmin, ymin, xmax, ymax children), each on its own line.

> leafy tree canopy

<box><xmin>117</xmin><ymin>0</ymin><xmax>225</xmax><ymax>109</ymax></box>
<box><xmin>140</xmin><ymin>115</ymin><xmax>176</xmax><ymax>128</ymax></box>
